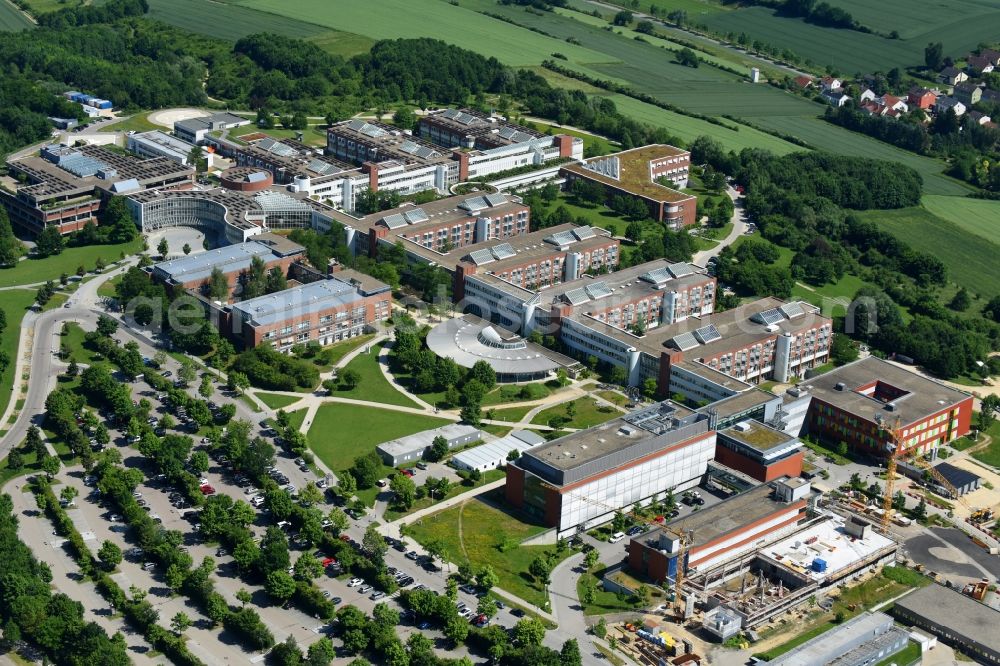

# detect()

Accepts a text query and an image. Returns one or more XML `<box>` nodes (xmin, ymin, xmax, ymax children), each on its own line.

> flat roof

<box><xmin>635</xmin><ymin>482</ymin><xmax>792</xmax><ymax>551</ymax></box>
<box><xmin>252</xmin><ymin>232</ymin><xmax>306</xmax><ymax>258</ymax></box>
<box><xmin>720</xmin><ymin>420</ymin><xmax>797</xmax><ymax>454</ymax></box>
<box><xmin>520</xmin><ymin>400</ymin><xmax>705</xmax><ymax>476</ymax></box>
<box><xmin>801</xmin><ymin>357</ymin><xmax>972</xmax><ymax>429</ymax></box>
<box><xmin>131</xmin><ymin>130</ymin><xmax>195</xmax><ymax>159</ymax></box>
<box><xmin>376</xmin><ymin>424</ymin><xmax>483</xmax><ymax>456</ymax></box>
<box><xmin>451</xmin><ymin>430</ymin><xmax>546</xmax><ymax>469</ymax></box>
<box><xmin>697</xmin><ymin>388</ymin><xmax>779</xmax><ymax>421</ymax></box>
<box><xmin>893</xmin><ymin>584</ymin><xmax>1000</xmax><ymax>655</ymax></box>
<box><xmin>561</xmin><ymin>145</ymin><xmax>692</xmax><ymax>203</ymax></box>
<box><xmin>632</xmin><ymin>297</ymin><xmax>825</xmax><ymax>360</ymax></box>
<box><xmin>151</xmin><ymin>241</ymin><xmax>279</xmax><ymax>284</ymax></box>
<box><xmin>674</xmin><ymin>360</ymin><xmax>752</xmax><ymax>393</ymax></box>
<box><xmin>346</xmin><ymin>193</ymin><xmax>525</xmax><ymax>238</ymax></box>
<box><xmin>175</xmin><ymin>112</ymin><xmax>249</xmax><ymax>132</ymax></box>
<box><xmin>425</xmin><ymin>315</ymin><xmax>575</xmax><ymax>375</ymax></box>
<box><xmin>231</xmin><ymin>277</ymin><xmax>365</xmax><ymax>327</ymax></box>
<box><xmin>329</xmin><ymin>267</ymin><xmax>391</xmax><ymax>296</ymax></box>
<box><xmin>770</xmin><ymin>612</ymin><xmax>894</xmax><ymax>666</ymax></box>
<box><xmin>762</xmin><ymin>516</ymin><xmax>896</xmax><ymax>583</ymax></box>
<box><xmin>538</xmin><ymin>259</ymin><xmax>710</xmax><ymax>312</ymax></box>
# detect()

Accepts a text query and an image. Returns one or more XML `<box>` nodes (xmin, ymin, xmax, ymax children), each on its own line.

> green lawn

<box><xmin>526</xmin><ymin>119</ymin><xmax>618</xmax><ymax>156</ymax></box>
<box><xmin>59</xmin><ymin>321</ymin><xmax>107</xmax><ymax>368</ymax></box>
<box><xmin>328</xmin><ymin>342</ymin><xmax>417</xmax><ymax>408</ymax></box>
<box><xmin>404</xmin><ymin>496</ymin><xmax>570</xmax><ymax>608</ymax></box>
<box><xmin>307</xmin><ymin>403</ymin><xmax>451</xmax><ymax>471</ymax></box>
<box><xmin>873</xmin><ymin>641</ymin><xmax>920</xmax><ymax>666</ymax></box>
<box><xmin>596</xmin><ymin>390</ymin><xmax>627</xmax><ymax>406</ymax></box>
<box><xmin>228</xmin><ymin>123</ymin><xmax>330</xmax><ymax>148</ymax></box>
<box><xmin>972</xmin><ymin>426</ymin><xmax>1000</xmax><ymax>468</ymax></box>
<box><xmin>791</xmin><ymin>273</ymin><xmax>872</xmax><ymax>311</ymax></box>
<box><xmin>255</xmin><ymin>392</ymin><xmax>303</xmax><ymax>411</ymax></box>
<box><xmin>858</xmin><ymin>206</ymin><xmax>1000</xmax><ymax>298</ymax></box>
<box><xmin>487</xmin><ymin>405</ymin><xmax>534</xmax><ymax>424</ymax></box>
<box><xmin>0</xmin><ymin>290</ymin><xmax>35</xmax><ymax>425</ymax></box>
<box><xmin>531</xmin><ymin>398</ymin><xmax>619</xmax><ymax>429</ymax></box>
<box><xmin>96</xmin><ymin>273</ymin><xmax>123</xmax><ymax>299</ymax></box>
<box><xmin>286</xmin><ymin>408</ymin><xmax>307</xmax><ymax>432</ymax></box>
<box><xmin>921</xmin><ymin>195</ymin><xmax>1000</xmax><ymax>244</ymax></box>
<box><xmin>0</xmin><ymin>241</ymin><xmax>142</xmax><ymax>289</ymax></box>
<box><xmin>482</xmin><ymin>382</ymin><xmax>553</xmax><ymax>407</ymax></box>
<box><xmin>577</xmin><ymin>564</ymin><xmax>665</xmax><ymax>616</ymax></box>
<box><xmin>102</xmin><ymin>113</ymin><xmax>161</xmax><ymax>134</ymax></box>
<box><xmin>382</xmin><ymin>468</ymin><xmax>505</xmax><ymax>522</ymax></box>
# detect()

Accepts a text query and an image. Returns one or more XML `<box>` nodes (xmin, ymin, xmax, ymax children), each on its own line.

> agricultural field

<box><xmin>859</xmin><ymin>206</ymin><xmax>1000</xmax><ymax>298</ymax></box>
<box><xmin>145</xmin><ymin>0</ymin><xmax>373</xmax><ymax>57</ymax></box>
<box><xmin>701</xmin><ymin>1</ymin><xmax>1000</xmax><ymax>74</ymax></box>
<box><xmin>0</xmin><ymin>0</ymin><xmax>32</xmax><ymax>31</ymax></box>
<box><xmin>921</xmin><ymin>195</ymin><xmax>1000</xmax><ymax>243</ymax></box>
<box><xmin>242</xmin><ymin>0</ymin><xmax>614</xmax><ymax>69</ymax></box>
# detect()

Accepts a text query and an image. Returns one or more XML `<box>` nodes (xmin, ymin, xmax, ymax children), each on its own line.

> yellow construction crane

<box><xmin>540</xmin><ymin>482</ymin><xmax>691</xmax><ymax>614</ymax></box>
<box><xmin>881</xmin><ymin>417</ymin><xmax>992</xmax><ymax>529</ymax></box>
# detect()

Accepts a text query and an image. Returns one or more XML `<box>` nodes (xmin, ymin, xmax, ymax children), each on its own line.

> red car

<box><xmin>322</xmin><ymin>557</ymin><xmax>336</xmax><ymax>567</ymax></box>
<box><xmin>199</xmin><ymin>484</ymin><xmax>216</xmax><ymax>495</ymax></box>
<box><xmin>339</xmin><ymin>534</ymin><xmax>352</xmax><ymax>542</ymax></box>
<box><xmin>400</xmin><ymin>469</ymin><xmax>414</xmax><ymax>478</ymax></box>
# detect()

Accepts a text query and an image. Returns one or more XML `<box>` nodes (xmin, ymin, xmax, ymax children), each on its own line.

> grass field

<box><xmin>0</xmin><ymin>0</ymin><xmax>32</xmax><ymax>31</ymax></box>
<box><xmin>0</xmin><ymin>241</ymin><xmax>141</xmax><ymax>289</ymax></box>
<box><xmin>486</xmin><ymin>405</ymin><xmax>534</xmax><ymax>424</ymax></box>
<box><xmin>922</xmin><ymin>195</ymin><xmax>1000</xmax><ymax>243</ymax></box>
<box><xmin>0</xmin><ymin>290</ymin><xmax>36</xmax><ymax>424</ymax></box>
<box><xmin>255</xmin><ymin>392</ymin><xmax>302</xmax><ymax>410</ymax></box>
<box><xmin>531</xmin><ymin>397</ymin><xmax>619</xmax><ymax>429</ymax></box>
<box><xmin>404</xmin><ymin>496</ymin><xmax>570</xmax><ymax>607</ymax></box>
<box><xmin>382</xmin><ymin>468</ymin><xmax>505</xmax><ymax>522</ymax></box>
<box><xmin>859</xmin><ymin>206</ymin><xmax>1000</xmax><ymax>298</ymax></box>
<box><xmin>307</xmin><ymin>403</ymin><xmax>450</xmax><ymax>471</ymax></box>
<box><xmin>526</xmin><ymin>119</ymin><xmax>618</xmax><ymax>156</ymax></box>
<box><xmin>243</xmin><ymin>0</ymin><xmax>615</xmax><ymax>68</ymax></box>
<box><xmin>102</xmin><ymin>113</ymin><xmax>161</xmax><ymax>134</ymax></box>
<box><xmin>328</xmin><ymin>342</ymin><xmax>417</xmax><ymax>408</ymax></box>
<box><xmin>229</xmin><ymin>123</ymin><xmax>330</xmax><ymax>147</ymax></box>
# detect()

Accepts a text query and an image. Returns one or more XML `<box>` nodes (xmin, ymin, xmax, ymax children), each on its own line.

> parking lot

<box><xmin>11</xmin><ymin>326</ymin><xmax>537</xmax><ymax>662</ymax></box>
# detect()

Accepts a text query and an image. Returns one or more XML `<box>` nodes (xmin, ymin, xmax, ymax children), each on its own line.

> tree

<box><xmin>830</xmin><ymin>333</ymin><xmax>859</xmax><ymax>366</ymax></box>
<box><xmin>265</xmin><ymin>570</ymin><xmax>297</xmax><ymax>604</ymax></box>
<box><xmin>339</xmin><ymin>368</ymin><xmax>361</xmax><ymax>390</ymax></box>
<box><xmin>443</xmin><ymin>614</ymin><xmax>469</xmax><ymax>645</ymax></box>
<box><xmin>182</xmin><ymin>243</ymin><xmax>191</xmax><ymax>255</ymax></box>
<box><xmin>170</xmin><ymin>611</ymin><xmax>191</xmax><ymax>635</ymax></box>
<box><xmin>425</xmin><ymin>435</ymin><xmax>449</xmax><ymax>462</ymax></box>
<box><xmin>949</xmin><ymin>287</ymin><xmax>971</xmax><ymax>312</ymax></box>
<box><xmin>293</xmin><ymin>553</ymin><xmax>324</xmax><ymax>582</ymax></box>
<box><xmin>477</xmin><ymin>596</ymin><xmax>497</xmax><ymax>619</ymax></box>
<box><xmin>892</xmin><ymin>490</ymin><xmax>906</xmax><ymax>512</ymax></box>
<box><xmin>41</xmin><ymin>455</ymin><xmax>60</xmax><ymax>480</ymax></box>
<box><xmin>190</xmin><ymin>450</ymin><xmax>210</xmax><ymax>474</ymax></box>
<box><xmin>349</xmin><ymin>451</ymin><xmax>382</xmax><ymax>488</ymax></box>
<box><xmin>98</xmin><ymin>540</ymin><xmax>122</xmax><ymax>570</ymax></box>
<box><xmin>594</xmin><ymin>617</ymin><xmax>607</xmax><ymax>638</ymax></box>
<box><xmin>97</xmin><ymin>314</ymin><xmax>118</xmax><ymax>337</ymax></box>
<box><xmin>306</xmin><ymin>637</ymin><xmax>335</xmax><ymax>666</ymax></box>
<box><xmin>389</xmin><ymin>473</ymin><xmax>416</xmax><ymax>510</ymax></box>
<box><xmin>925</xmin><ymin>41</ymin><xmax>943</xmax><ymax>70</ymax></box>
<box><xmin>236</xmin><ymin>587</ymin><xmax>252</xmax><ymax>607</ymax></box>
<box><xmin>35</xmin><ymin>225</ymin><xmax>64</xmax><ymax>257</ymax></box>
<box><xmin>363</xmin><ymin>524</ymin><xmax>388</xmax><ymax>560</ymax></box>
<box><xmin>561</xmin><ymin>639</ymin><xmax>582</xmax><ymax>666</ymax></box>
<box><xmin>7</xmin><ymin>449</ymin><xmax>23</xmax><ymax>472</ymax></box>
<box><xmin>259</xmin><ymin>526</ymin><xmax>291</xmax><ymax>574</ymax></box>
<box><xmin>460</xmin><ymin>401</ymin><xmax>482</xmax><ymax>426</ymax></box>
<box><xmin>612</xmin><ymin>510</ymin><xmax>627</xmax><ymax>533</ymax></box>
<box><xmin>849</xmin><ymin>472</ymin><xmax>864</xmax><ymax>491</ymax></box>
<box><xmin>157</xmin><ymin>238</ymin><xmax>169</xmax><ymax>258</ymax></box>
<box><xmin>177</xmin><ymin>361</ymin><xmax>196</xmax><ymax>385</ymax></box>
<box><xmin>228</xmin><ymin>371</ymin><xmax>250</xmax><ymax>395</ymax></box>
<box><xmin>612</xmin><ymin>9</ymin><xmax>633</xmax><ymax>25</ymax></box>
<box><xmin>208</xmin><ymin>267</ymin><xmax>229</xmax><ymax>301</ymax></box>
<box><xmin>837</xmin><ymin>441</ymin><xmax>849</xmax><ymax>457</ymax></box>
<box><xmin>528</xmin><ymin>556</ymin><xmax>552</xmax><ymax>585</ymax></box>
<box><xmin>469</xmin><ymin>360</ymin><xmax>497</xmax><ymax>391</ymax></box>
<box><xmin>187</xmin><ymin>145</ymin><xmax>206</xmax><ymax>173</ymax></box>
<box><xmin>514</xmin><ymin>618</ymin><xmax>546</xmax><ymax>646</ymax></box>
<box><xmin>392</xmin><ymin>107</ymin><xmax>416</xmax><ymax>131</ymax></box>
<box><xmin>584</xmin><ymin>549</ymin><xmax>600</xmax><ymax>570</ymax></box>
<box><xmin>0</xmin><ymin>209</ymin><xmax>24</xmax><ymax>267</ymax></box>
<box><xmin>913</xmin><ymin>497</ymin><xmax>927</xmax><ymax>520</ymax></box>
<box><xmin>676</xmin><ymin>47</ymin><xmax>699</xmax><ymax>68</ymax></box>
<box><xmin>477</xmin><ymin>564</ymin><xmax>499</xmax><ymax>592</ymax></box>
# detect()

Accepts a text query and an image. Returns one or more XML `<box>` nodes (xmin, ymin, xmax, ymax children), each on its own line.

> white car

<box><xmin>609</xmin><ymin>532</ymin><xmax>626</xmax><ymax>544</ymax></box>
<box><xmin>347</xmin><ymin>578</ymin><xmax>363</xmax><ymax>588</ymax></box>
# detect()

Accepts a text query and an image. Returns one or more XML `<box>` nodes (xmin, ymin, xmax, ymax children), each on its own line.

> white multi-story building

<box><xmin>506</xmin><ymin>401</ymin><xmax>716</xmax><ymax>538</ymax></box>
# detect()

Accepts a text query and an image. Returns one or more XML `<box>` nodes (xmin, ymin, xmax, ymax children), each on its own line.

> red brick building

<box><xmin>801</xmin><ymin>357</ymin><xmax>973</xmax><ymax>459</ymax></box>
<box><xmin>229</xmin><ymin>270</ymin><xmax>391</xmax><ymax>350</ymax></box>
<box><xmin>627</xmin><ymin>479</ymin><xmax>810</xmax><ymax>584</ymax></box>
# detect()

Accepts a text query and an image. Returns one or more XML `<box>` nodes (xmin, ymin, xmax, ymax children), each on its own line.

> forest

<box><xmin>694</xmin><ymin>135</ymin><xmax>997</xmax><ymax>378</ymax></box>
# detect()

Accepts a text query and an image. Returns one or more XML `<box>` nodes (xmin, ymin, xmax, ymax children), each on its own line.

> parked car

<box><xmin>609</xmin><ymin>532</ymin><xmax>626</xmax><ymax>544</ymax></box>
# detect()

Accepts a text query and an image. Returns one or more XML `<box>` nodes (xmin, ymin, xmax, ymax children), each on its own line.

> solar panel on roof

<box><xmin>381</xmin><ymin>213</ymin><xmax>408</xmax><ymax>229</ymax></box>
<box><xmin>670</xmin><ymin>332</ymin><xmax>700</xmax><ymax>351</ymax></box>
<box><xmin>694</xmin><ymin>324</ymin><xmax>721</xmax><ymax>344</ymax></box>
<box><xmin>780</xmin><ymin>302</ymin><xmax>805</xmax><ymax>319</ymax></box>
<box><xmin>640</xmin><ymin>267</ymin><xmax>672</xmax><ymax>285</ymax></box>
<box><xmin>360</xmin><ymin>123</ymin><xmax>386</xmax><ymax>138</ymax></box>
<box><xmin>484</xmin><ymin>193</ymin><xmax>507</xmax><ymax>207</ymax></box>
<box><xmin>404</xmin><ymin>208</ymin><xmax>429</xmax><ymax>224</ymax></box>
<box><xmin>399</xmin><ymin>140</ymin><xmax>419</xmax><ymax>154</ymax></box>
<box><xmin>468</xmin><ymin>249</ymin><xmax>495</xmax><ymax>266</ymax></box>
<box><xmin>545</xmin><ymin>230</ymin><xmax>577</xmax><ymax>247</ymax></box>
<box><xmin>511</xmin><ymin>131</ymin><xmax>533</xmax><ymax>143</ymax></box>
<box><xmin>462</xmin><ymin>196</ymin><xmax>489</xmax><ymax>211</ymax></box>
<box><xmin>441</xmin><ymin>109</ymin><xmax>459</xmax><ymax>120</ymax></box>
<box><xmin>585</xmin><ymin>281</ymin><xmax>612</xmax><ymax>300</ymax></box>
<box><xmin>347</xmin><ymin>119</ymin><xmax>365</xmax><ymax>131</ymax></box>
<box><xmin>246</xmin><ymin>172</ymin><xmax>269</xmax><ymax>183</ymax></box>
<box><xmin>753</xmin><ymin>308</ymin><xmax>785</xmax><ymax>326</ymax></box>
<box><xmin>498</xmin><ymin>127</ymin><xmax>517</xmax><ymax>139</ymax></box>
<box><xmin>491</xmin><ymin>243</ymin><xmax>515</xmax><ymax>260</ymax></box>
<box><xmin>667</xmin><ymin>262</ymin><xmax>694</xmax><ymax>278</ymax></box>
<box><xmin>572</xmin><ymin>226</ymin><xmax>596</xmax><ymax>241</ymax></box>
<box><xmin>415</xmin><ymin>146</ymin><xmax>438</xmax><ymax>159</ymax></box>
<box><xmin>563</xmin><ymin>288</ymin><xmax>590</xmax><ymax>306</ymax></box>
